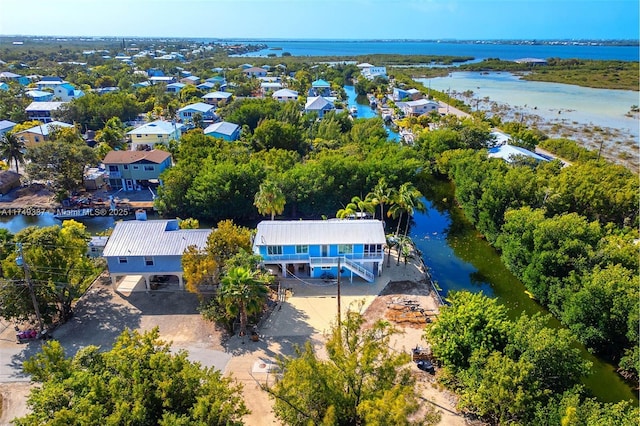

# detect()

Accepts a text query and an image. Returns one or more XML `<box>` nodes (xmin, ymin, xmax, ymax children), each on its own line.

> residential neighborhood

<box><xmin>0</xmin><ymin>30</ymin><xmax>637</xmax><ymax>426</ymax></box>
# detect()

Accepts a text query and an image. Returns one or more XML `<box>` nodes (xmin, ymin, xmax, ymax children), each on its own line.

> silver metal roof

<box><xmin>103</xmin><ymin>220</ymin><xmax>211</xmax><ymax>257</ymax></box>
<box><xmin>254</xmin><ymin>220</ymin><xmax>385</xmax><ymax>247</ymax></box>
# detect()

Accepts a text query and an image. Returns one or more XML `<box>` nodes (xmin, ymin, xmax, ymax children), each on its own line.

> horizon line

<box><xmin>1</xmin><ymin>35</ymin><xmax>638</xmax><ymax>43</ymax></box>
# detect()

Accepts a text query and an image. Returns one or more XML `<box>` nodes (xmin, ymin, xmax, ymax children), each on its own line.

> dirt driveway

<box><xmin>0</xmin><ymin>260</ymin><xmax>468</xmax><ymax>425</ymax></box>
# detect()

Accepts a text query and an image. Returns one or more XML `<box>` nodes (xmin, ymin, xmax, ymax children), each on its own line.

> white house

<box><xmin>272</xmin><ymin>88</ymin><xmax>299</xmax><ymax>102</ymax></box>
<box><xmin>127</xmin><ymin>120</ymin><xmax>183</xmax><ymax>150</ymax></box>
<box><xmin>53</xmin><ymin>83</ymin><xmax>84</xmax><ymax>101</ymax></box>
<box><xmin>358</xmin><ymin>63</ymin><xmax>387</xmax><ymax>80</ymax></box>
<box><xmin>402</xmin><ymin>99</ymin><xmax>439</xmax><ymax>116</ymax></box>
<box><xmin>487</xmin><ymin>144</ymin><xmax>549</xmax><ymax>164</ymax></box>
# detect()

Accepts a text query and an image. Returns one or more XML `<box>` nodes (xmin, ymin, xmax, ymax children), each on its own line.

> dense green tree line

<box><xmin>426</xmin><ymin>291</ymin><xmax>639</xmax><ymax>425</ymax></box>
<box><xmin>431</xmin><ymin>146</ymin><xmax>639</xmax><ymax>381</ymax></box>
<box><xmin>156</xmin><ymin>102</ymin><xmax>420</xmax><ymax>222</ymax></box>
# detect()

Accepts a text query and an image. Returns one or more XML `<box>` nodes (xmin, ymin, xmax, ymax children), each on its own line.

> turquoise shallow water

<box><xmin>215</xmin><ymin>39</ymin><xmax>639</xmax><ymax>61</ymax></box>
<box><xmin>420</xmin><ymin>72</ymin><xmax>639</xmax><ymax>140</ymax></box>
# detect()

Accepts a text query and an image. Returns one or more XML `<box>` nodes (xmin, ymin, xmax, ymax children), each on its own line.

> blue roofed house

<box><xmin>53</xmin><ymin>83</ymin><xmax>84</xmax><ymax>101</ymax></box>
<box><xmin>103</xmin><ymin>149</ymin><xmax>172</xmax><ymax>191</ymax></box>
<box><xmin>304</xmin><ymin>96</ymin><xmax>335</xmax><ymax>118</ymax></box>
<box><xmin>177</xmin><ymin>102</ymin><xmax>216</xmax><ymax>124</ymax></box>
<box><xmin>309</xmin><ymin>79</ymin><xmax>331</xmax><ymax>97</ymax></box>
<box><xmin>253</xmin><ymin>220</ymin><xmax>385</xmax><ymax>283</ymax></box>
<box><xmin>204</xmin><ymin>121</ymin><xmax>240</xmax><ymax>141</ymax></box>
<box><xmin>196</xmin><ymin>81</ymin><xmax>216</xmax><ymax>91</ymax></box>
<box><xmin>166</xmin><ymin>82</ymin><xmax>186</xmax><ymax>93</ymax></box>
<box><xmin>26</xmin><ymin>90</ymin><xmax>54</xmax><ymax>102</ymax></box>
<box><xmin>103</xmin><ymin>219</ymin><xmax>212</xmax><ymax>291</ymax></box>
<box><xmin>0</xmin><ymin>82</ymin><xmax>8</xmax><ymax>91</ymax></box>
<box><xmin>126</xmin><ymin>120</ymin><xmax>183</xmax><ymax>150</ymax></box>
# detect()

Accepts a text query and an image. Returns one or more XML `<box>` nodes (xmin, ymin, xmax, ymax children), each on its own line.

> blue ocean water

<box><xmin>209</xmin><ymin>39</ymin><xmax>639</xmax><ymax>61</ymax></box>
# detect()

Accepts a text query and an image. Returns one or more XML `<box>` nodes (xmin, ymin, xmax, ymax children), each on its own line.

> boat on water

<box><xmin>350</xmin><ymin>106</ymin><xmax>358</xmax><ymax>117</ymax></box>
<box><xmin>54</xmin><ymin>207</ymin><xmax>95</xmax><ymax>220</ymax></box>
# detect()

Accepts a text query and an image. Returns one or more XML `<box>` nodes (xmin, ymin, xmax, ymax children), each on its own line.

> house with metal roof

<box><xmin>166</xmin><ymin>82</ymin><xmax>186</xmax><ymax>93</ymax></box>
<box><xmin>487</xmin><ymin>144</ymin><xmax>549</xmax><ymax>164</ymax></box>
<box><xmin>127</xmin><ymin>120</ymin><xmax>183</xmax><ymax>150</ymax></box>
<box><xmin>25</xmin><ymin>101</ymin><xmax>66</xmax><ymax>123</ymax></box>
<box><xmin>0</xmin><ymin>120</ymin><xmax>16</xmax><ymax>136</ymax></box>
<box><xmin>15</xmin><ymin>121</ymin><xmax>74</xmax><ymax>147</ymax></box>
<box><xmin>272</xmin><ymin>88</ymin><xmax>299</xmax><ymax>102</ymax></box>
<box><xmin>242</xmin><ymin>67</ymin><xmax>267</xmax><ymax>78</ymax></box>
<box><xmin>103</xmin><ymin>219</ymin><xmax>212</xmax><ymax>290</ymax></box>
<box><xmin>0</xmin><ymin>71</ymin><xmax>29</xmax><ymax>85</ymax></box>
<box><xmin>202</xmin><ymin>91</ymin><xmax>233</xmax><ymax>106</ymax></box>
<box><xmin>26</xmin><ymin>90</ymin><xmax>54</xmax><ymax>102</ymax></box>
<box><xmin>204</xmin><ymin>121</ymin><xmax>240</xmax><ymax>141</ymax></box>
<box><xmin>304</xmin><ymin>96</ymin><xmax>335</xmax><ymax>118</ymax></box>
<box><xmin>53</xmin><ymin>83</ymin><xmax>84</xmax><ymax>101</ymax></box>
<box><xmin>401</xmin><ymin>99</ymin><xmax>439</xmax><ymax>116</ymax></box>
<box><xmin>177</xmin><ymin>102</ymin><xmax>216</xmax><ymax>123</ymax></box>
<box><xmin>103</xmin><ymin>149</ymin><xmax>172</xmax><ymax>191</ymax></box>
<box><xmin>309</xmin><ymin>79</ymin><xmax>331</xmax><ymax>97</ymax></box>
<box><xmin>253</xmin><ymin>220</ymin><xmax>385</xmax><ymax>283</ymax></box>
<box><xmin>180</xmin><ymin>75</ymin><xmax>200</xmax><ymax>85</ymax></box>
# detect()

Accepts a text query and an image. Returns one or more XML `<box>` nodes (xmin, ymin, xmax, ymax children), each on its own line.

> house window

<box><xmin>338</xmin><ymin>244</ymin><xmax>353</xmax><ymax>255</ymax></box>
<box><xmin>108</xmin><ymin>165</ymin><xmax>118</xmax><ymax>172</ymax></box>
<box><xmin>267</xmin><ymin>245</ymin><xmax>283</xmax><ymax>255</ymax></box>
<box><xmin>136</xmin><ymin>134</ymin><xmax>142</xmax><ymax>138</ymax></box>
<box><xmin>123</xmin><ymin>165</ymin><xmax>129</xmax><ymax>170</ymax></box>
<box><xmin>295</xmin><ymin>245</ymin><xmax>308</xmax><ymax>254</ymax></box>
<box><xmin>321</xmin><ymin>266</ymin><xmax>331</xmax><ymax>270</ymax></box>
<box><xmin>157</xmin><ymin>135</ymin><xmax>163</xmax><ymax>138</ymax></box>
<box><xmin>144</xmin><ymin>165</ymin><xmax>154</xmax><ymax>171</ymax></box>
<box><xmin>144</xmin><ymin>256</ymin><xmax>154</xmax><ymax>266</ymax></box>
<box><xmin>364</xmin><ymin>244</ymin><xmax>382</xmax><ymax>255</ymax></box>
<box><xmin>118</xmin><ymin>257</ymin><xmax>128</xmax><ymax>264</ymax></box>
<box><xmin>132</xmin><ymin>165</ymin><xmax>140</xmax><ymax>170</ymax></box>
<box><xmin>35</xmin><ymin>137</ymin><xmax>40</xmax><ymax>142</ymax></box>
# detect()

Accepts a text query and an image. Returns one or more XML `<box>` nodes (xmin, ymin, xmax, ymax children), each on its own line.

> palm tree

<box><xmin>366</xmin><ymin>177</ymin><xmax>392</xmax><ymax>222</ymax></box>
<box><xmin>349</xmin><ymin>195</ymin><xmax>374</xmax><ymax>219</ymax></box>
<box><xmin>254</xmin><ymin>180</ymin><xmax>286</xmax><ymax>220</ymax></box>
<box><xmin>218</xmin><ymin>267</ymin><xmax>269</xmax><ymax>336</ymax></box>
<box><xmin>336</xmin><ymin>202</ymin><xmax>357</xmax><ymax>219</ymax></box>
<box><xmin>387</xmin><ymin>183</ymin><xmax>425</xmax><ymax>264</ymax></box>
<box><xmin>0</xmin><ymin>132</ymin><xmax>25</xmax><ymax>174</ymax></box>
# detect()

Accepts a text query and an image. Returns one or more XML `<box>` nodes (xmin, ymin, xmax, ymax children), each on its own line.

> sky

<box><xmin>0</xmin><ymin>0</ymin><xmax>637</xmax><ymax>40</ymax></box>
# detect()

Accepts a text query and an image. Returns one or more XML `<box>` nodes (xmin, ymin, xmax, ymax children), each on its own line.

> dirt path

<box><xmin>0</xmin><ymin>382</ymin><xmax>34</xmax><ymax>425</ymax></box>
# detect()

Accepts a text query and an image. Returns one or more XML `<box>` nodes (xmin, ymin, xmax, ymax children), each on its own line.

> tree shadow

<box><xmin>222</xmin><ymin>301</ymin><xmax>320</xmax><ymax>359</ymax></box>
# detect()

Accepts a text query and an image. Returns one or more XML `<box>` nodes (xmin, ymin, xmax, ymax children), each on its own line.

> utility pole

<box><xmin>336</xmin><ymin>258</ymin><xmax>341</xmax><ymax>326</ymax></box>
<box><xmin>16</xmin><ymin>243</ymin><xmax>44</xmax><ymax>333</ymax></box>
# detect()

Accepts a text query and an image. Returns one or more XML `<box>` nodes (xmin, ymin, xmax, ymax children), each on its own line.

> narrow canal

<box><xmin>410</xmin><ymin>177</ymin><xmax>637</xmax><ymax>403</ymax></box>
